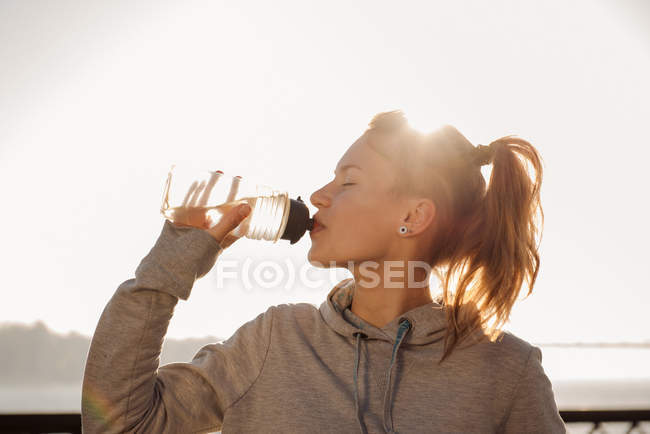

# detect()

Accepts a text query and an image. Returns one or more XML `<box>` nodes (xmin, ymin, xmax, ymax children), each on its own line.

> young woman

<box><xmin>82</xmin><ymin>110</ymin><xmax>566</xmax><ymax>433</ymax></box>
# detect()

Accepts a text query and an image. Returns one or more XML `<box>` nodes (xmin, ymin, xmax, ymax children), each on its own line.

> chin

<box><xmin>307</xmin><ymin>250</ymin><xmax>330</xmax><ymax>268</ymax></box>
<box><xmin>308</xmin><ymin>247</ymin><xmax>341</xmax><ymax>269</ymax></box>
<box><xmin>308</xmin><ymin>255</ymin><xmax>353</xmax><ymax>270</ymax></box>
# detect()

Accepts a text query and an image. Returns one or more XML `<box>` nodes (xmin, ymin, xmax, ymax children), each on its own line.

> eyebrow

<box><xmin>334</xmin><ymin>164</ymin><xmax>362</xmax><ymax>175</ymax></box>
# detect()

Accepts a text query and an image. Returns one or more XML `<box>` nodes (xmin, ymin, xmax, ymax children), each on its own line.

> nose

<box><xmin>310</xmin><ymin>185</ymin><xmax>331</xmax><ymax>209</ymax></box>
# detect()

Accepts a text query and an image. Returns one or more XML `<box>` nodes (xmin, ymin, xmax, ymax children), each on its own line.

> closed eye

<box><xmin>342</xmin><ymin>183</ymin><xmax>355</xmax><ymax>186</ymax></box>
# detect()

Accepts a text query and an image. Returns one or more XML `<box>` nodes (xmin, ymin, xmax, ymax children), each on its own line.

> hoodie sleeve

<box><xmin>501</xmin><ymin>346</ymin><xmax>566</xmax><ymax>434</ymax></box>
<box><xmin>81</xmin><ymin>219</ymin><xmax>274</xmax><ymax>433</ymax></box>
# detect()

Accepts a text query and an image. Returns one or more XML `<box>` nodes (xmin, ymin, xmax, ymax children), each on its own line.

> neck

<box><xmin>349</xmin><ymin>259</ymin><xmax>433</xmax><ymax>329</ymax></box>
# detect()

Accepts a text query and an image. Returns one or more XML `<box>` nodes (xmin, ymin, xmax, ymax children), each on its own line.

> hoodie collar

<box><xmin>319</xmin><ymin>277</ymin><xmax>448</xmax><ymax>346</ymax></box>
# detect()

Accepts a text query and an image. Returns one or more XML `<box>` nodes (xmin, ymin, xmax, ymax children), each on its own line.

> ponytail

<box><xmin>437</xmin><ymin>136</ymin><xmax>544</xmax><ymax>363</ymax></box>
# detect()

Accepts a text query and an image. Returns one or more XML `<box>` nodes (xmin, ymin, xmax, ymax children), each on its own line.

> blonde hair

<box><xmin>364</xmin><ymin>110</ymin><xmax>544</xmax><ymax>363</ymax></box>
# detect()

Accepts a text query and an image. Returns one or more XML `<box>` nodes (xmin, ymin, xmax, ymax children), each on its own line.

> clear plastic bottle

<box><xmin>160</xmin><ymin>165</ymin><xmax>313</xmax><ymax>244</ymax></box>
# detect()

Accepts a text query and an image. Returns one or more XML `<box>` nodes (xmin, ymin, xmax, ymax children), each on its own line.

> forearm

<box><xmin>81</xmin><ymin>220</ymin><xmax>223</xmax><ymax>432</ymax></box>
<box><xmin>81</xmin><ymin>280</ymin><xmax>178</xmax><ymax>432</ymax></box>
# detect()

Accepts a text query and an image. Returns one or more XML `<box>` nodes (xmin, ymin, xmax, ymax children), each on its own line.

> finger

<box><xmin>188</xmin><ymin>179</ymin><xmax>206</xmax><ymax>207</ymax></box>
<box><xmin>207</xmin><ymin>203</ymin><xmax>251</xmax><ymax>244</ymax></box>
<box><xmin>225</xmin><ymin>175</ymin><xmax>241</xmax><ymax>203</ymax></box>
<box><xmin>182</xmin><ymin>180</ymin><xmax>198</xmax><ymax>207</ymax></box>
<box><xmin>218</xmin><ymin>232</ymin><xmax>239</xmax><ymax>250</ymax></box>
<box><xmin>198</xmin><ymin>171</ymin><xmax>222</xmax><ymax>207</ymax></box>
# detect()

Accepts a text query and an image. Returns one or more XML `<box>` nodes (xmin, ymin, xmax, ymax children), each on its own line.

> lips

<box><xmin>311</xmin><ymin>221</ymin><xmax>325</xmax><ymax>232</ymax></box>
<box><xmin>312</xmin><ymin>215</ymin><xmax>326</xmax><ymax>231</ymax></box>
<box><xmin>310</xmin><ymin>216</ymin><xmax>326</xmax><ymax>235</ymax></box>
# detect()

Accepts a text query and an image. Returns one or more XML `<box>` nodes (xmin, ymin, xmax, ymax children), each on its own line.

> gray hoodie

<box><xmin>82</xmin><ymin>219</ymin><xmax>566</xmax><ymax>433</ymax></box>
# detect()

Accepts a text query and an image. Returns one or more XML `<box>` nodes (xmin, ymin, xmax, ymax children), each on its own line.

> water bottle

<box><xmin>160</xmin><ymin>165</ymin><xmax>314</xmax><ymax>244</ymax></box>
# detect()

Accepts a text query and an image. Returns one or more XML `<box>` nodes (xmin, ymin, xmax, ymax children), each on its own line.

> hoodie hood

<box><xmin>318</xmin><ymin>277</ymin><xmax>450</xmax><ymax>434</ymax></box>
<box><xmin>319</xmin><ymin>277</ymin><xmax>448</xmax><ymax>345</ymax></box>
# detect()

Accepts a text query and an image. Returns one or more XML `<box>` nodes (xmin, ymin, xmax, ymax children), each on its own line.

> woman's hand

<box><xmin>170</xmin><ymin>170</ymin><xmax>252</xmax><ymax>250</ymax></box>
<box><xmin>172</xmin><ymin>203</ymin><xmax>251</xmax><ymax>249</ymax></box>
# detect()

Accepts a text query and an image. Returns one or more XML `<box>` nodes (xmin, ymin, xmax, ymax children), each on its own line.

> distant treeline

<box><xmin>2</xmin><ymin>321</ymin><xmax>648</xmax><ymax>387</ymax></box>
<box><xmin>0</xmin><ymin>321</ymin><xmax>223</xmax><ymax>386</ymax></box>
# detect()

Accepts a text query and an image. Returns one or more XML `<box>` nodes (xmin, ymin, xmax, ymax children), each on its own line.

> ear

<box><xmin>402</xmin><ymin>198</ymin><xmax>436</xmax><ymax>235</ymax></box>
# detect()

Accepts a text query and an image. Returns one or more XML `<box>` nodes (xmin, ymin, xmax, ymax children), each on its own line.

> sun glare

<box><xmin>399</xmin><ymin>105</ymin><xmax>445</xmax><ymax>135</ymax></box>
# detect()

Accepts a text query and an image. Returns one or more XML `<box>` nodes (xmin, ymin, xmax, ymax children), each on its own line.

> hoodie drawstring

<box><xmin>352</xmin><ymin>319</ymin><xmax>412</xmax><ymax>434</ymax></box>
<box><xmin>382</xmin><ymin>319</ymin><xmax>412</xmax><ymax>434</ymax></box>
<box><xmin>353</xmin><ymin>331</ymin><xmax>368</xmax><ymax>434</ymax></box>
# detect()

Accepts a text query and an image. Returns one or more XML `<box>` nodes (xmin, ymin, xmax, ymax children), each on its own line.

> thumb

<box><xmin>207</xmin><ymin>203</ymin><xmax>251</xmax><ymax>245</ymax></box>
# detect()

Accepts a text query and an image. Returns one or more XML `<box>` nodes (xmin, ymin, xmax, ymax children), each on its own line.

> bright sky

<box><xmin>1</xmin><ymin>0</ymin><xmax>649</xmax><ymax>345</ymax></box>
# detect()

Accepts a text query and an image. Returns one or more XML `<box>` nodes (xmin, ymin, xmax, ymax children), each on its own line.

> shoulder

<box><xmin>224</xmin><ymin>303</ymin><xmax>320</xmax><ymax>350</ymax></box>
<box><xmin>460</xmin><ymin>329</ymin><xmax>539</xmax><ymax>375</ymax></box>
<box><xmin>264</xmin><ymin>302</ymin><xmax>321</xmax><ymax>329</ymax></box>
<box><xmin>492</xmin><ymin>330</ymin><xmax>537</xmax><ymax>360</ymax></box>
<box><xmin>449</xmin><ymin>330</ymin><xmax>545</xmax><ymax>407</ymax></box>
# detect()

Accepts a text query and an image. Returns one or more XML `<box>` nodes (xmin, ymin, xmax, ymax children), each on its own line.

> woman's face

<box><xmin>308</xmin><ymin>133</ymin><xmax>405</xmax><ymax>268</ymax></box>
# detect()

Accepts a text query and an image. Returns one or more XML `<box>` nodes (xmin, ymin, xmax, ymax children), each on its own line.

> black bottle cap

<box><xmin>280</xmin><ymin>196</ymin><xmax>314</xmax><ymax>245</ymax></box>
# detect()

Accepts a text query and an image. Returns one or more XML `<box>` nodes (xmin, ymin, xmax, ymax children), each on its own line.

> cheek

<box><xmin>334</xmin><ymin>195</ymin><xmax>394</xmax><ymax>240</ymax></box>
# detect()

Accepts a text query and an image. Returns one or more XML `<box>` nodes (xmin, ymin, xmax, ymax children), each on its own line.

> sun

<box><xmin>398</xmin><ymin>105</ymin><xmax>445</xmax><ymax>135</ymax></box>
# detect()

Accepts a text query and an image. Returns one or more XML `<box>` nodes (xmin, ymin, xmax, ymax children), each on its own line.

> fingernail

<box><xmin>239</xmin><ymin>204</ymin><xmax>251</xmax><ymax>216</ymax></box>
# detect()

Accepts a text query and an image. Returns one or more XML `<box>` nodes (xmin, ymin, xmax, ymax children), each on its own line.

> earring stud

<box><xmin>399</xmin><ymin>225</ymin><xmax>408</xmax><ymax>234</ymax></box>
